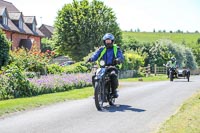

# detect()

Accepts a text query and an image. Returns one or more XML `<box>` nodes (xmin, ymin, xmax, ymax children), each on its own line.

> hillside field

<box><xmin>122</xmin><ymin>32</ymin><xmax>200</xmax><ymax>45</ymax></box>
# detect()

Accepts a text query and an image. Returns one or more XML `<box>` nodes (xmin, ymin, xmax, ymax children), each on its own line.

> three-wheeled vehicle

<box><xmin>168</xmin><ymin>67</ymin><xmax>190</xmax><ymax>82</ymax></box>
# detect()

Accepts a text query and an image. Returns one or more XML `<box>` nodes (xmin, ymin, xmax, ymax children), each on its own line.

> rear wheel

<box><xmin>187</xmin><ymin>71</ymin><xmax>190</xmax><ymax>82</ymax></box>
<box><xmin>170</xmin><ymin>72</ymin><xmax>173</xmax><ymax>81</ymax></box>
<box><xmin>94</xmin><ymin>81</ymin><xmax>104</xmax><ymax>111</ymax></box>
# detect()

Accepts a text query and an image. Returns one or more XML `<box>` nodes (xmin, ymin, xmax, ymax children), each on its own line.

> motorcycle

<box><xmin>164</xmin><ymin>64</ymin><xmax>190</xmax><ymax>82</ymax></box>
<box><xmin>169</xmin><ymin>66</ymin><xmax>177</xmax><ymax>81</ymax></box>
<box><xmin>93</xmin><ymin>60</ymin><xmax>117</xmax><ymax>111</ymax></box>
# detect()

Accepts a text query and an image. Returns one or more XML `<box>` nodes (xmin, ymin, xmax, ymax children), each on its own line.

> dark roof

<box><xmin>0</xmin><ymin>0</ymin><xmax>19</xmax><ymax>12</ymax></box>
<box><xmin>0</xmin><ymin>19</ymin><xmax>20</xmax><ymax>32</ymax></box>
<box><xmin>0</xmin><ymin>0</ymin><xmax>43</xmax><ymax>37</ymax></box>
<box><xmin>42</xmin><ymin>24</ymin><xmax>54</xmax><ymax>33</ymax></box>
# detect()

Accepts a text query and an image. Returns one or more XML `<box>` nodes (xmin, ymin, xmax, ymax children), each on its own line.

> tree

<box><xmin>0</xmin><ymin>29</ymin><xmax>10</xmax><ymax>69</ymax></box>
<box><xmin>53</xmin><ymin>0</ymin><xmax>122</xmax><ymax>61</ymax></box>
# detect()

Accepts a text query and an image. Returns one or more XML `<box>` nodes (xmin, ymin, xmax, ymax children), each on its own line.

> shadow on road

<box><xmin>104</xmin><ymin>104</ymin><xmax>146</xmax><ymax>112</ymax></box>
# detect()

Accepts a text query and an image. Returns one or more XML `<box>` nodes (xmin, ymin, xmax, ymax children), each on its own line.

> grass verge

<box><xmin>120</xmin><ymin>74</ymin><xmax>168</xmax><ymax>82</ymax></box>
<box><xmin>0</xmin><ymin>74</ymin><xmax>168</xmax><ymax>117</ymax></box>
<box><xmin>0</xmin><ymin>87</ymin><xmax>93</xmax><ymax>117</ymax></box>
<box><xmin>157</xmin><ymin>91</ymin><xmax>200</xmax><ymax>133</ymax></box>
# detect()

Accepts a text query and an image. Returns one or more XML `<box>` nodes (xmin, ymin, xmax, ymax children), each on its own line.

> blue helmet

<box><xmin>171</xmin><ymin>57</ymin><xmax>176</xmax><ymax>62</ymax></box>
<box><xmin>103</xmin><ymin>33</ymin><xmax>115</xmax><ymax>41</ymax></box>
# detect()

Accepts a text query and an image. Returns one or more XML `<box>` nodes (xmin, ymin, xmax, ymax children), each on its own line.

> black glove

<box><xmin>86</xmin><ymin>58</ymin><xmax>92</xmax><ymax>63</ymax></box>
<box><xmin>113</xmin><ymin>58</ymin><xmax>120</xmax><ymax>65</ymax></box>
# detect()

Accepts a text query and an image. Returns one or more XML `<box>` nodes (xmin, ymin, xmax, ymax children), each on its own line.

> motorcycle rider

<box><xmin>87</xmin><ymin>33</ymin><xmax>124</xmax><ymax>98</ymax></box>
<box><xmin>166</xmin><ymin>57</ymin><xmax>178</xmax><ymax>78</ymax></box>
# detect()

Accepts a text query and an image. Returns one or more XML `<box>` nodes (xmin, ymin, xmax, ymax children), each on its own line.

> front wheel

<box><xmin>169</xmin><ymin>72</ymin><xmax>173</xmax><ymax>81</ymax></box>
<box><xmin>94</xmin><ymin>81</ymin><xmax>104</xmax><ymax>111</ymax></box>
<box><xmin>186</xmin><ymin>71</ymin><xmax>190</xmax><ymax>82</ymax></box>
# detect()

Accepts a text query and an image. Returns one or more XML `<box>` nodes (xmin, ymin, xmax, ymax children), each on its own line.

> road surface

<box><xmin>0</xmin><ymin>76</ymin><xmax>200</xmax><ymax>133</ymax></box>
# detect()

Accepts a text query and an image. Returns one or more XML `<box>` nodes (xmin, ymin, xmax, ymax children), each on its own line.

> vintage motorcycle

<box><xmin>93</xmin><ymin>60</ymin><xmax>117</xmax><ymax>111</ymax></box>
<box><xmin>168</xmin><ymin>66</ymin><xmax>177</xmax><ymax>81</ymax></box>
<box><xmin>164</xmin><ymin>64</ymin><xmax>190</xmax><ymax>82</ymax></box>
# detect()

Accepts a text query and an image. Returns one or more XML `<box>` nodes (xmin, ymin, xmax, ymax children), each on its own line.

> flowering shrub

<box><xmin>9</xmin><ymin>48</ymin><xmax>55</xmax><ymax>75</ymax></box>
<box><xmin>28</xmin><ymin>73</ymin><xmax>92</xmax><ymax>95</ymax></box>
<box><xmin>0</xmin><ymin>71</ymin><xmax>92</xmax><ymax>100</ymax></box>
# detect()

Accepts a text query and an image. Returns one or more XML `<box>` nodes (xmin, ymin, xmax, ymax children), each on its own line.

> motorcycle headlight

<box><xmin>99</xmin><ymin>60</ymin><xmax>105</xmax><ymax>66</ymax></box>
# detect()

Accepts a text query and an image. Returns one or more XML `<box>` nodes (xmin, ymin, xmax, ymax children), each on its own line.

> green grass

<box><xmin>120</xmin><ymin>74</ymin><xmax>168</xmax><ymax>82</ymax></box>
<box><xmin>122</xmin><ymin>32</ymin><xmax>200</xmax><ymax>44</ymax></box>
<box><xmin>157</xmin><ymin>91</ymin><xmax>200</xmax><ymax>133</ymax></box>
<box><xmin>0</xmin><ymin>87</ymin><xmax>93</xmax><ymax>117</ymax></box>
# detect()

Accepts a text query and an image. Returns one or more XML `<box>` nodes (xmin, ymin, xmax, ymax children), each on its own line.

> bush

<box><xmin>0</xmin><ymin>64</ymin><xmax>34</xmax><ymax>99</ymax></box>
<box><xmin>0</xmin><ymin>29</ymin><xmax>10</xmax><ymax>69</ymax></box>
<box><xmin>47</xmin><ymin>64</ymin><xmax>64</xmax><ymax>74</ymax></box>
<box><xmin>9</xmin><ymin>48</ymin><xmax>54</xmax><ymax>74</ymax></box>
<box><xmin>122</xmin><ymin>50</ymin><xmax>145</xmax><ymax>70</ymax></box>
<box><xmin>63</xmin><ymin>62</ymin><xmax>88</xmax><ymax>74</ymax></box>
<box><xmin>159</xmin><ymin>40</ymin><xmax>198</xmax><ymax>69</ymax></box>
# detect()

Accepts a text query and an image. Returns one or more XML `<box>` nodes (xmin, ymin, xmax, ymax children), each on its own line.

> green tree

<box><xmin>0</xmin><ymin>29</ymin><xmax>10</xmax><ymax>69</ymax></box>
<box><xmin>53</xmin><ymin>0</ymin><xmax>122</xmax><ymax>61</ymax></box>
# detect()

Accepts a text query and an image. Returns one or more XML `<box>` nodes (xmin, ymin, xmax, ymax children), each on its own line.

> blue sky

<box><xmin>10</xmin><ymin>0</ymin><xmax>200</xmax><ymax>32</ymax></box>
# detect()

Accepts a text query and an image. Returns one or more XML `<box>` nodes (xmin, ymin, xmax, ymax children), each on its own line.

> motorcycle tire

<box><xmin>94</xmin><ymin>81</ymin><xmax>104</xmax><ymax>111</ymax></box>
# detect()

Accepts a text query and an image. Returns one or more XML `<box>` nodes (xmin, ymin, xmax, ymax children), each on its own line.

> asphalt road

<box><xmin>0</xmin><ymin>76</ymin><xmax>200</xmax><ymax>133</ymax></box>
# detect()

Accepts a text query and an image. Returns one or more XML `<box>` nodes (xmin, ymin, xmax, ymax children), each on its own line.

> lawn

<box><xmin>157</xmin><ymin>91</ymin><xmax>200</xmax><ymax>133</ymax></box>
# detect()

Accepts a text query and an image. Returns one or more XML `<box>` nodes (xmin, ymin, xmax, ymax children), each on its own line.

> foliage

<box><xmin>160</xmin><ymin>40</ymin><xmax>197</xmax><ymax>69</ymax></box>
<box><xmin>122</xmin><ymin>50</ymin><xmax>145</xmax><ymax>70</ymax></box>
<box><xmin>64</xmin><ymin>62</ymin><xmax>89</xmax><ymax>74</ymax></box>
<box><xmin>47</xmin><ymin>64</ymin><xmax>65</xmax><ymax>74</ymax></box>
<box><xmin>53</xmin><ymin>0</ymin><xmax>122</xmax><ymax>61</ymax></box>
<box><xmin>122</xmin><ymin>31</ymin><xmax>200</xmax><ymax>66</ymax></box>
<box><xmin>0</xmin><ymin>29</ymin><xmax>10</xmax><ymax>69</ymax></box>
<box><xmin>41</xmin><ymin>38</ymin><xmax>55</xmax><ymax>52</ymax></box>
<box><xmin>0</xmin><ymin>68</ymin><xmax>92</xmax><ymax>100</ymax></box>
<box><xmin>9</xmin><ymin>48</ymin><xmax>54</xmax><ymax>74</ymax></box>
<box><xmin>121</xmin><ymin>37</ymin><xmax>197</xmax><ymax>69</ymax></box>
<box><xmin>184</xmin><ymin>47</ymin><xmax>197</xmax><ymax>69</ymax></box>
<box><xmin>47</xmin><ymin>62</ymin><xmax>89</xmax><ymax>74</ymax></box>
<box><xmin>28</xmin><ymin>73</ymin><xmax>92</xmax><ymax>95</ymax></box>
<box><xmin>0</xmin><ymin>64</ymin><xmax>33</xmax><ymax>100</ymax></box>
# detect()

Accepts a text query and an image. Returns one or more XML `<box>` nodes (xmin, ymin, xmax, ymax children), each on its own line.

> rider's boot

<box><xmin>112</xmin><ymin>88</ymin><xmax>119</xmax><ymax>98</ymax></box>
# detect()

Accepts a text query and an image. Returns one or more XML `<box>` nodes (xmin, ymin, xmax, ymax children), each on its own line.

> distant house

<box><xmin>0</xmin><ymin>0</ymin><xmax>44</xmax><ymax>50</ymax></box>
<box><xmin>39</xmin><ymin>24</ymin><xmax>54</xmax><ymax>39</ymax></box>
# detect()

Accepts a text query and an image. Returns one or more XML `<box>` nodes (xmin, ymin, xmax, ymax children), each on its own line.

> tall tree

<box><xmin>53</xmin><ymin>0</ymin><xmax>122</xmax><ymax>61</ymax></box>
<box><xmin>0</xmin><ymin>29</ymin><xmax>10</xmax><ymax>69</ymax></box>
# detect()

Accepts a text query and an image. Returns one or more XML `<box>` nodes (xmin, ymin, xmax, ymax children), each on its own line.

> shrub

<box><xmin>122</xmin><ymin>50</ymin><xmax>145</xmax><ymax>70</ymax></box>
<box><xmin>0</xmin><ymin>29</ymin><xmax>10</xmax><ymax>69</ymax></box>
<box><xmin>0</xmin><ymin>64</ymin><xmax>33</xmax><ymax>99</ymax></box>
<box><xmin>9</xmin><ymin>48</ymin><xmax>54</xmax><ymax>74</ymax></box>
<box><xmin>47</xmin><ymin>64</ymin><xmax>64</xmax><ymax>74</ymax></box>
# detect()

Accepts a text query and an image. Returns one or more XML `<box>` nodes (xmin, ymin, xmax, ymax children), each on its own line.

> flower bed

<box><xmin>28</xmin><ymin>73</ymin><xmax>92</xmax><ymax>94</ymax></box>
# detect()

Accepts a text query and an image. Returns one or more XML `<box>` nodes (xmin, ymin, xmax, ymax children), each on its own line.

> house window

<box><xmin>19</xmin><ymin>17</ymin><xmax>23</xmax><ymax>29</ymax></box>
<box><xmin>3</xmin><ymin>12</ymin><xmax>8</xmax><ymax>25</ymax></box>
